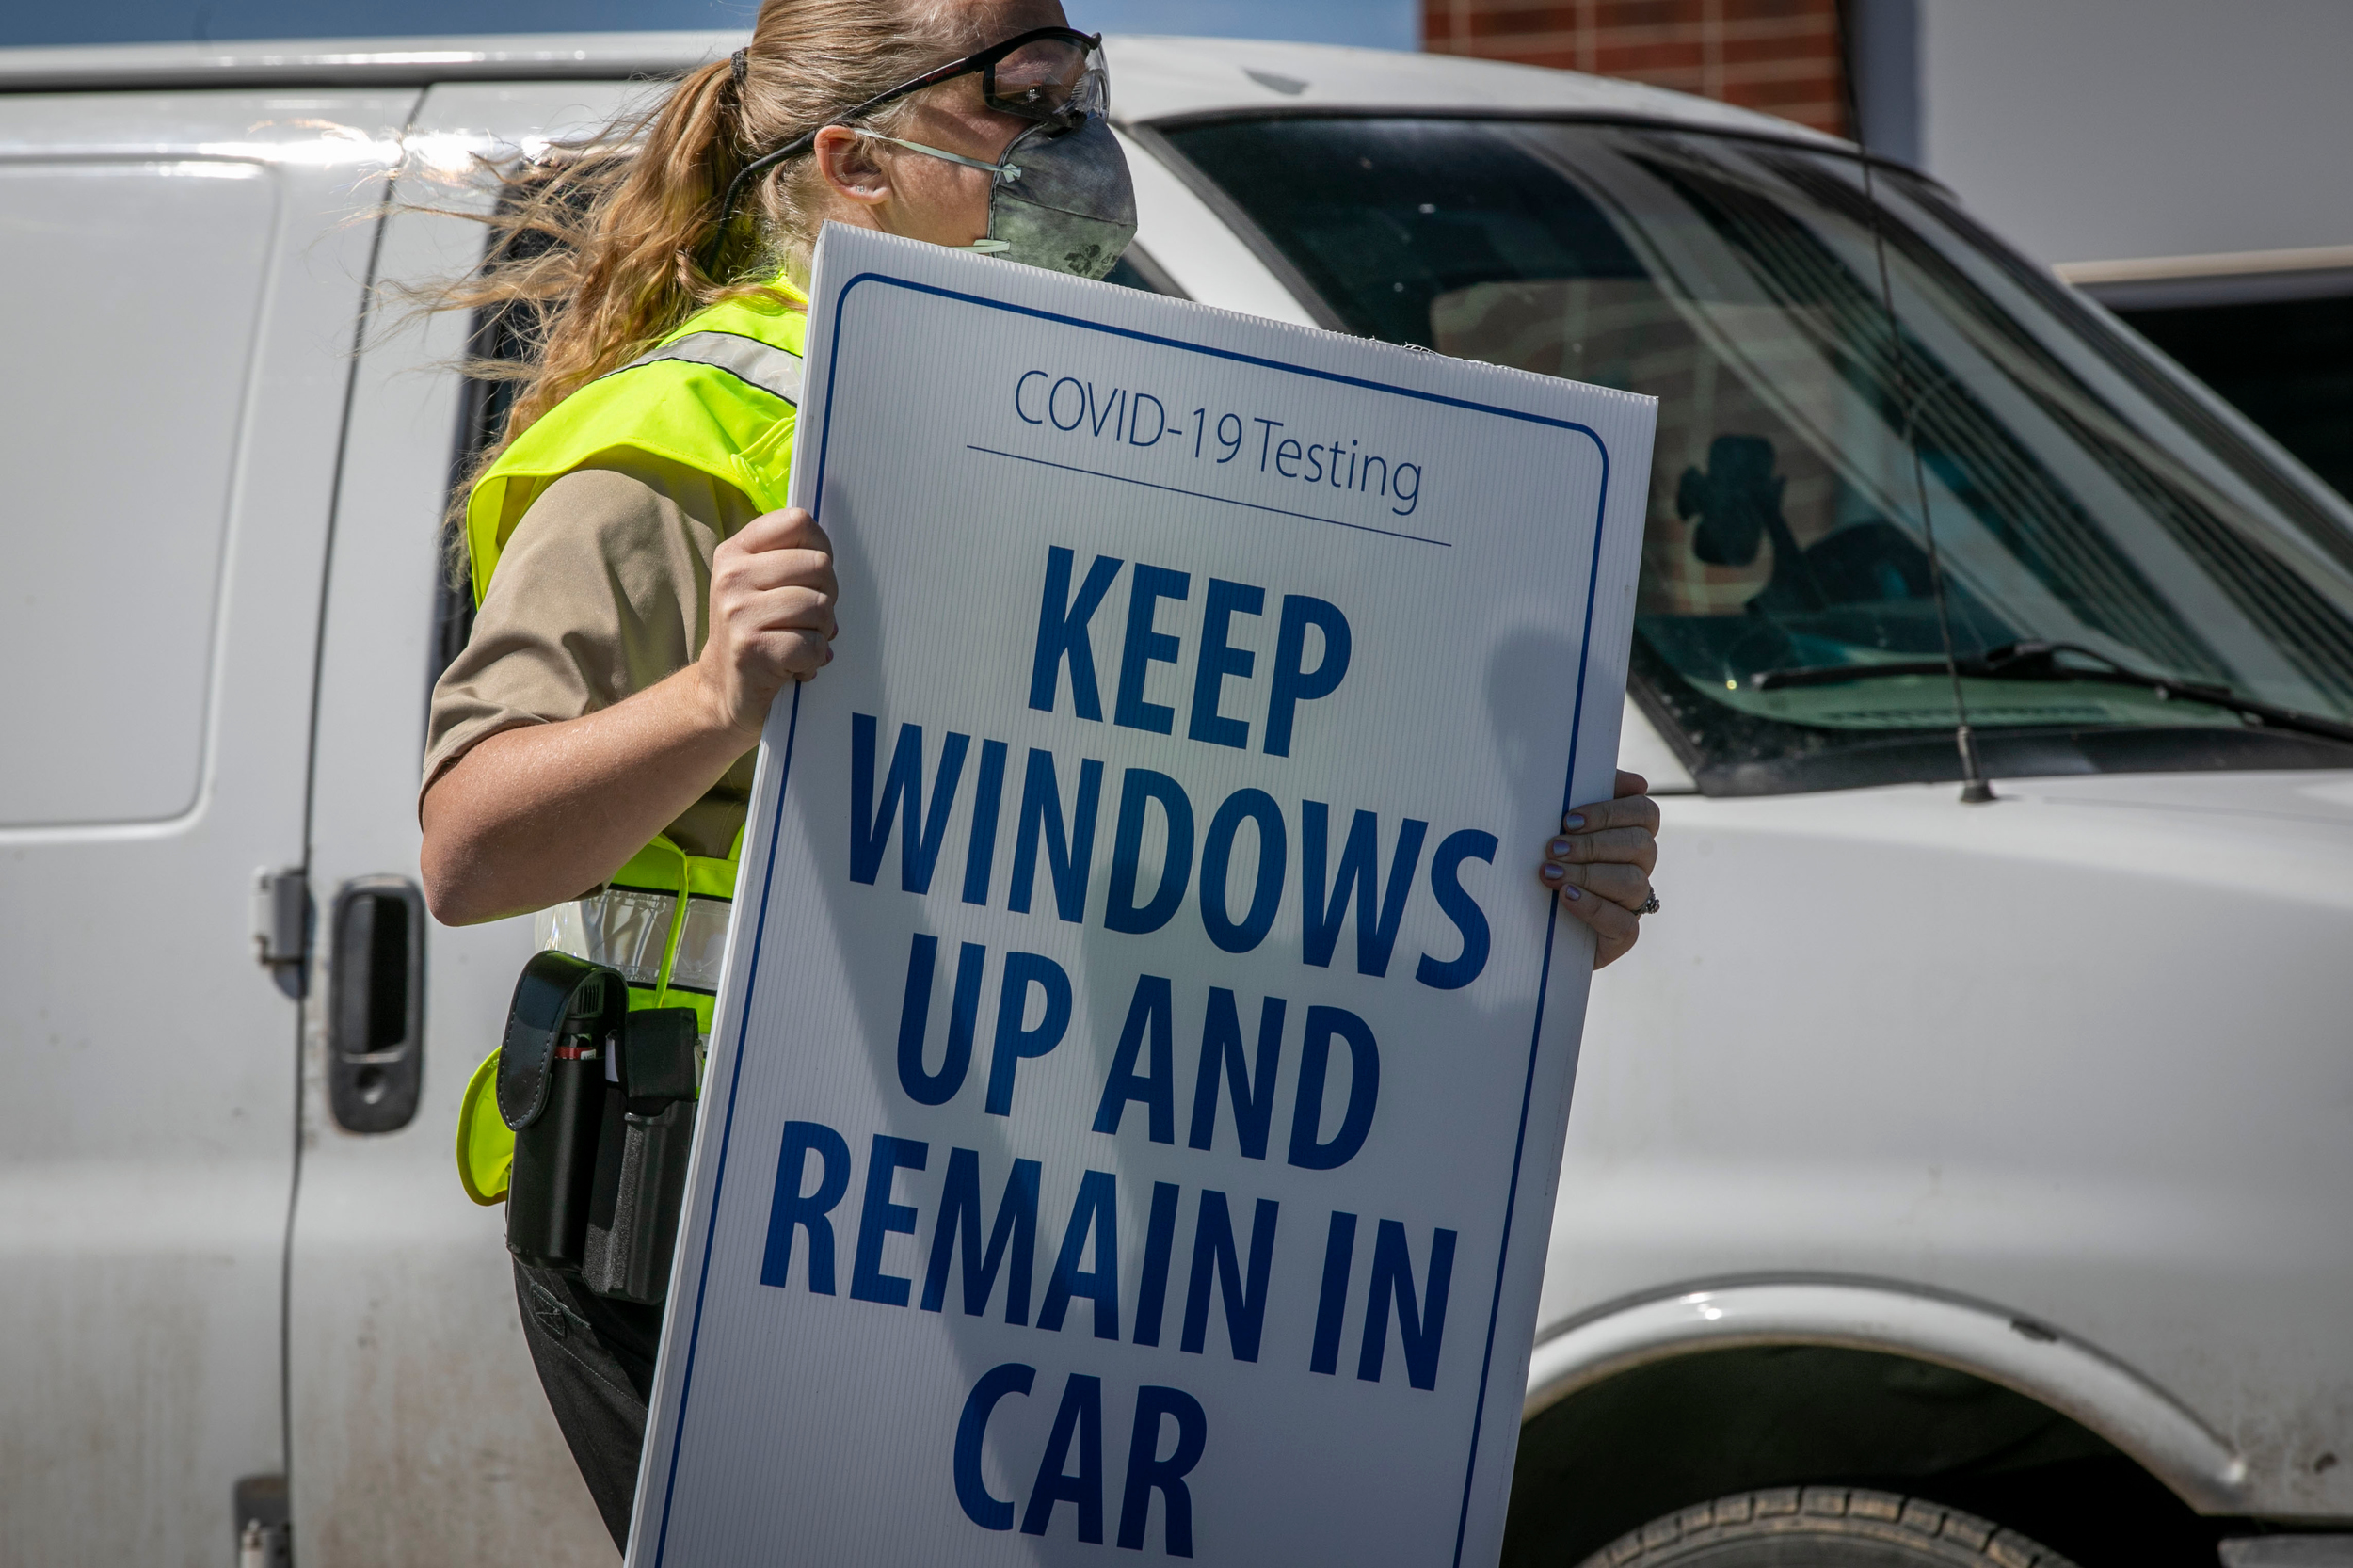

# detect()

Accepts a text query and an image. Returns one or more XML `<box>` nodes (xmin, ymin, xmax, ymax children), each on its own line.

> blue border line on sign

<box><xmin>1447</xmin><ymin>497</ymin><xmax>1609</xmax><ymax>1566</ymax></box>
<box><xmin>650</xmin><ymin>269</ymin><xmax>1614</xmax><ymax>1568</ymax></box>
<box><xmin>649</xmin><ymin>682</ymin><xmax>802</xmax><ymax>1564</ymax></box>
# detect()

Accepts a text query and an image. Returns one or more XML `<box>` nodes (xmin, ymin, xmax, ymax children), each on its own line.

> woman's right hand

<box><xmin>696</xmin><ymin>505</ymin><xmax>840</xmax><ymax>737</ymax></box>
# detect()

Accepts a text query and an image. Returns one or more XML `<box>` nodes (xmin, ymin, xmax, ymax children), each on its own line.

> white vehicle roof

<box><xmin>1108</xmin><ymin>34</ymin><xmax>1842</xmax><ymax>145</ymax></box>
<box><xmin>0</xmin><ymin>28</ymin><xmax>1844</xmax><ymax>151</ymax></box>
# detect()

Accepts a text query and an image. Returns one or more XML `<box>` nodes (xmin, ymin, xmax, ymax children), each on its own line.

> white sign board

<box><xmin>629</xmin><ymin>223</ymin><xmax>1655</xmax><ymax>1567</ymax></box>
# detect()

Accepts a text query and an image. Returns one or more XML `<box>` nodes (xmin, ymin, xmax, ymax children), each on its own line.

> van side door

<box><xmin>284</xmin><ymin>79</ymin><xmax>637</xmax><ymax>1564</ymax></box>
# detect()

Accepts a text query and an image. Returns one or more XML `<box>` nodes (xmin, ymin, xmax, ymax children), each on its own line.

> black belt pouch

<box><xmin>498</xmin><ymin>952</ymin><xmax>699</xmax><ymax>1302</ymax></box>
<box><xmin>581</xmin><ymin>1008</ymin><xmax>700</xmax><ymax>1304</ymax></box>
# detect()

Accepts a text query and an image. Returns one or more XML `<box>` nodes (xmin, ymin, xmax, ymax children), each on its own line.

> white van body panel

<box><xmin>1103</xmin><ymin>32</ymin><xmax>1844</xmax><ymax>143</ymax></box>
<box><xmin>3</xmin><ymin>30</ymin><xmax>2348</xmax><ymax>1560</ymax></box>
<box><xmin>1562</xmin><ymin>771</ymin><xmax>2353</xmax><ymax>1516</ymax></box>
<box><xmin>0</xmin><ymin>85</ymin><xmax>409</xmax><ymax>1566</ymax></box>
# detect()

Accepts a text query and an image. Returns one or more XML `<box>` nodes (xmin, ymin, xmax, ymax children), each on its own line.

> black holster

<box><xmin>498</xmin><ymin>952</ymin><xmax>700</xmax><ymax>1304</ymax></box>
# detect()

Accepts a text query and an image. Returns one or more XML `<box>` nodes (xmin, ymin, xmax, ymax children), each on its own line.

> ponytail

<box><xmin>407</xmin><ymin>0</ymin><xmax>952</xmax><ymax>499</ymax></box>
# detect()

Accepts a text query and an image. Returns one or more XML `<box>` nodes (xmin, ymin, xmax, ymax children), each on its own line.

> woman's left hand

<box><xmin>1537</xmin><ymin>769</ymin><xmax>1660</xmax><ymax>969</ymax></box>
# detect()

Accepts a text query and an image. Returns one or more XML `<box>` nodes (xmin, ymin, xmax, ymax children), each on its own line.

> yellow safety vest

<box><xmin>455</xmin><ymin>276</ymin><xmax>808</xmax><ymax>1205</ymax></box>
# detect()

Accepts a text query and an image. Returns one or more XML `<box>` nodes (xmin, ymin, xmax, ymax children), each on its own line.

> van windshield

<box><xmin>1158</xmin><ymin>116</ymin><xmax>2353</xmax><ymax>792</ymax></box>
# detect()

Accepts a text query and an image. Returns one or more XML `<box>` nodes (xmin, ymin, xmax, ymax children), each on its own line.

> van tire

<box><xmin>1573</xmin><ymin>1486</ymin><xmax>2083</xmax><ymax>1568</ymax></box>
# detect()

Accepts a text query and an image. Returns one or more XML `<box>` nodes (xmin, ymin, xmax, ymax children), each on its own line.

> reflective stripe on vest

<box><xmin>454</xmin><ymin>278</ymin><xmax>803</xmax><ymax>1206</ymax></box>
<box><xmin>536</xmin><ymin>834</ymin><xmax>741</xmax><ymax>1031</ymax></box>
<box><xmin>552</xmin><ymin>884</ymin><xmax>734</xmax><ymax>991</ymax></box>
<box><xmin>610</xmin><ymin>329</ymin><xmax>807</xmax><ymax>407</ymax></box>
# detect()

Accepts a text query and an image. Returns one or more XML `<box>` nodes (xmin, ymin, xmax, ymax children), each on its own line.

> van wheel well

<box><xmin>1504</xmin><ymin>1346</ymin><xmax>2220</xmax><ymax>1568</ymax></box>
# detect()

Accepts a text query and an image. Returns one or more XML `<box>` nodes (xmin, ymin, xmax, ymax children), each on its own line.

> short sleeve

<box><xmin>421</xmin><ymin>456</ymin><xmax>762</xmax><ymax>856</ymax></box>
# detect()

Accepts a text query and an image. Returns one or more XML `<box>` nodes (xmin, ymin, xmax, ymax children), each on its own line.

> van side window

<box><xmin>0</xmin><ymin>161</ymin><xmax>276</xmax><ymax>826</ymax></box>
<box><xmin>430</xmin><ymin>280</ymin><xmax>533</xmax><ymax>691</ymax></box>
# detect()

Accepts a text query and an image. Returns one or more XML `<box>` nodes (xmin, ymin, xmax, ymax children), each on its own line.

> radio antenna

<box><xmin>1837</xmin><ymin>8</ymin><xmax>1993</xmax><ymax>803</ymax></box>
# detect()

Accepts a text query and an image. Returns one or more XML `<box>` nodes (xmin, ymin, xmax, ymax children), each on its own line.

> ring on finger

<box><xmin>1639</xmin><ymin>892</ymin><xmax>1660</xmax><ymax>916</ymax></box>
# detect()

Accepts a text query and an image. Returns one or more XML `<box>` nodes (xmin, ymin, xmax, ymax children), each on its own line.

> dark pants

<box><xmin>513</xmin><ymin>1259</ymin><xmax>667</xmax><ymax>1552</ymax></box>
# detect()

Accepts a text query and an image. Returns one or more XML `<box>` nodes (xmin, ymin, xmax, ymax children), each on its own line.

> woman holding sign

<box><xmin>417</xmin><ymin>0</ymin><xmax>1660</xmax><ymax>1544</ymax></box>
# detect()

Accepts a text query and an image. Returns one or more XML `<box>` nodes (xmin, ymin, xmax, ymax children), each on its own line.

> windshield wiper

<box><xmin>1746</xmin><ymin>638</ymin><xmax>2353</xmax><ymax>745</ymax></box>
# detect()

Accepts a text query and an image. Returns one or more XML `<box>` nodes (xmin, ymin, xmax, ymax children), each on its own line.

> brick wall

<box><xmin>1422</xmin><ymin>0</ymin><xmax>1849</xmax><ymax>136</ymax></box>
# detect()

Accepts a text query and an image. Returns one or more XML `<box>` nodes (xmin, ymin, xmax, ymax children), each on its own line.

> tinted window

<box><xmin>1103</xmin><ymin>244</ymin><xmax>1189</xmax><ymax>300</ymax></box>
<box><xmin>1165</xmin><ymin>118</ymin><xmax>2353</xmax><ymax>792</ymax></box>
<box><xmin>2118</xmin><ymin>292</ymin><xmax>2353</xmax><ymax>504</ymax></box>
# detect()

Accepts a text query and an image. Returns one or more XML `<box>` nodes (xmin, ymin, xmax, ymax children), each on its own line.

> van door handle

<box><xmin>327</xmin><ymin>876</ymin><xmax>426</xmax><ymax>1134</ymax></box>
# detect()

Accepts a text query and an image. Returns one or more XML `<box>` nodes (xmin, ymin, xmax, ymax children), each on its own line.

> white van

<box><xmin>3</xmin><ymin>30</ymin><xmax>2347</xmax><ymax>1568</ymax></box>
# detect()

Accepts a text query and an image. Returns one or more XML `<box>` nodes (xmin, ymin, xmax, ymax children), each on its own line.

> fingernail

<box><xmin>1539</xmin><ymin>864</ymin><xmax>1564</xmax><ymax>885</ymax></box>
<box><xmin>1547</xmin><ymin>838</ymin><xmax>1573</xmax><ymax>858</ymax></box>
<box><xmin>1561</xmin><ymin>813</ymin><xmax>1586</xmax><ymax>830</ymax></box>
<box><xmin>1562</xmin><ymin>885</ymin><xmax>1582</xmax><ymax>900</ymax></box>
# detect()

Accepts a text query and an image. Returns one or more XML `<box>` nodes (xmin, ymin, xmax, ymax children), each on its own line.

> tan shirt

<box><xmin>422</xmin><ymin>456</ymin><xmax>763</xmax><ymax>862</ymax></box>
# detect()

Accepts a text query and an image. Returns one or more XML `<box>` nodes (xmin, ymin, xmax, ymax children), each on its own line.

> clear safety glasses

<box><xmin>710</xmin><ymin>27</ymin><xmax>1111</xmax><ymax>249</ymax></box>
<box><xmin>872</xmin><ymin>27</ymin><xmax>1109</xmax><ymax>136</ymax></box>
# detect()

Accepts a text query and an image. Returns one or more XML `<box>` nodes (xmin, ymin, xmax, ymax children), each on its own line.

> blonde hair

<box><xmin>421</xmin><ymin>0</ymin><xmax>959</xmax><ymax>476</ymax></box>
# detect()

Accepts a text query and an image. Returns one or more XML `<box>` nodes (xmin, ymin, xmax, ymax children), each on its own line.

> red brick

<box><xmin>1722</xmin><ymin>0</ymin><xmax>1827</xmax><ymax>22</ymax></box>
<box><xmin>1604</xmin><ymin>0</ymin><xmax>1695</xmax><ymax>26</ymax></box>
<box><xmin>1423</xmin><ymin>0</ymin><xmax>1849</xmax><ymax>136</ymax></box>
<box><xmin>1595</xmin><ymin>40</ymin><xmax>1709</xmax><ymax>70</ymax></box>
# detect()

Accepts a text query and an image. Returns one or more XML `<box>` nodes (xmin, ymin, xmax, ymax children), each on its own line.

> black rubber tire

<box><xmin>1572</xmin><ymin>1486</ymin><xmax>2086</xmax><ymax>1568</ymax></box>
